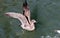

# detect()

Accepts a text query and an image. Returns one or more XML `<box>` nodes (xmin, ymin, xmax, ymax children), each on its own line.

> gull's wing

<box><xmin>23</xmin><ymin>0</ymin><xmax>31</xmax><ymax>23</ymax></box>
<box><xmin>23</xmin><ymin>0</ymin><xmax>30</xmax><ymax>18</ymax></box>
<box><xmin>5</xmin><ymin>12</ymin><xmax>28</xmax><ymax>24</ymax></box>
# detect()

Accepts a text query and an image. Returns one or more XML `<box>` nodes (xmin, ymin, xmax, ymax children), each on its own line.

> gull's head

<box><xmin>31</xmin><ymin>19</ymin><xmax>36</xmax><ymax>23</ymax></box>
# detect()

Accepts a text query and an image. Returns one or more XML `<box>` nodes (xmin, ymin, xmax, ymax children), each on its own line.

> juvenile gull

<box><xmin>5</xmin><ymin>0</ymin><xmax>36</xmax><ymax>31</ymax></box>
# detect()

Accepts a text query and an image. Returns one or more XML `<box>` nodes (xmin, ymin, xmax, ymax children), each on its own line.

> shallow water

<box><xmin>0</xmin><ymin>0</ymin><xmax>60</xmax><ymax>38</ymax></box>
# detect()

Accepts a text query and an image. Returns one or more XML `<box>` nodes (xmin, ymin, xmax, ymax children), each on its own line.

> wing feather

<box><xmin>5</xmin><ymin>12</ymin><xmax>28</xmax><ymax>24</ymax></box>
<box><xmin>23</xmin><ymin>1</ymin><xmax>31</xmax><ymax>23</ymax></box>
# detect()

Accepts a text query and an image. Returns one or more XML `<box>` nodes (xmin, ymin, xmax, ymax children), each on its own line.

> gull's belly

<box><xmin>21</xmin><ymin>24</ymin><xmax>35</xmax><ymax>31</ymax></box>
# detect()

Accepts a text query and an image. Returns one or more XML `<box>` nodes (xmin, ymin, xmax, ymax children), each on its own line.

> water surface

<box><xmin>0</xmin><ymin>0</ymin><xmax>60</xmax><ymax>38</ymax></box>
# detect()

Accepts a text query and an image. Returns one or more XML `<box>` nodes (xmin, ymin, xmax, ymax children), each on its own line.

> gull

<box><xmin>5</xmin><ymin>0</ymin><xmax>36</xmax><ymax>31</ymax></box>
